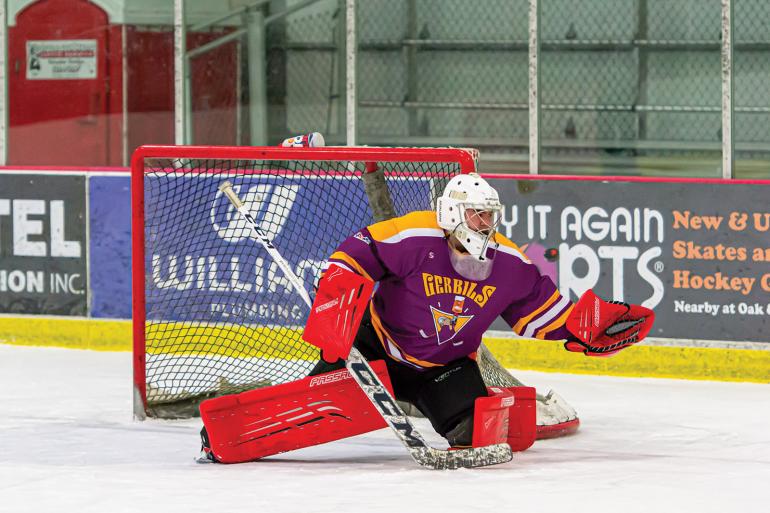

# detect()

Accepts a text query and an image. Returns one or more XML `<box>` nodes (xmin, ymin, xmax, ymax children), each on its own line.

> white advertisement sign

<box><xmin>26</xmin><ymin>39</ymin><xmax>97</xmax><ymax>80</ymax></box>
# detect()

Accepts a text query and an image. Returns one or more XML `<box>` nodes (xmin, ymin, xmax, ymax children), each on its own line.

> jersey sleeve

<box><xmin>500</xmin><ymin>263</ymin><xmax>575</xmax><ymax>341</ymax></box>
<box><xmin>324</xmin><ymin>227</ymin><xmax>388</xmax><ymax>282</ymax></box>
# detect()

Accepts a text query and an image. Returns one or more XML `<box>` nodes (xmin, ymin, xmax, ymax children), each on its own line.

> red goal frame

<box><xmin>130</xmin><ymin>145</ymin><xmax>477</xmax><ymax>417</ymax></box>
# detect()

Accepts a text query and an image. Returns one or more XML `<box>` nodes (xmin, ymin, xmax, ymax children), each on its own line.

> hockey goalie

<box><xmin>198</xmin><ymin>168</ymin><xmax>655</xmax><ymax>468</ymax></box>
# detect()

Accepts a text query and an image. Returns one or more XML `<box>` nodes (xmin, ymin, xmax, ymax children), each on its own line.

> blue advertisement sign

<box><xmin>89</xmin><ymin>175</ymin><xmax>132</xmax><ymax>319</ymax></box>
<box><xmin>143</xmin><ymin>174</ymin><xmax>435</xmax><ymax>327</ymax></box>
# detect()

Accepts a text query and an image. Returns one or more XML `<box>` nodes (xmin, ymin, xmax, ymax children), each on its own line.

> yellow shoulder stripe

<box><xmin>368</xmin><ymin>211</ymin><xmax>439</xmax><ymax>242</ymax></box>
<box><xmin>494</xmin><ymin>233</ymin><xmax>530</xmax><ymax>262</ymax></box>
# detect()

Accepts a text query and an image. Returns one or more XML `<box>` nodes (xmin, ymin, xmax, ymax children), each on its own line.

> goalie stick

<box><xmin>218</xmin><ymin>181</ymin><xmax>513</xmax><ymax>470</ymax></box>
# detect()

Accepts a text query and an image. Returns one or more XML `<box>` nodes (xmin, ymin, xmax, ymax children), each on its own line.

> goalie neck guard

<box><xmin>436</xmin><ymin>173</ymin><xmax>502</xmax><ymax>261</ymax></box>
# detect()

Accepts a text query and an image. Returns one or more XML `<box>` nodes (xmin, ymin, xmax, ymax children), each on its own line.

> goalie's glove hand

<box><xmin>564</xmin><ymin>289</ymin><xmax>655</xmax><ymax>357</ymax></box>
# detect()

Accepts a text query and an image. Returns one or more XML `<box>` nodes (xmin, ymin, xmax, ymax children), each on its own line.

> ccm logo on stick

<box><xmin>350</xmin><ymin>362</ymin><xmax>423</xmax><ymax>449</ymax></box>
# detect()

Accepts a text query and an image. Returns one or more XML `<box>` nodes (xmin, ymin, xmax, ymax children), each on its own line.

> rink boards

<box><xmin>0</xmin><ymin>168</ymin><xmax>768</xmax><ymax>383</ymax></box>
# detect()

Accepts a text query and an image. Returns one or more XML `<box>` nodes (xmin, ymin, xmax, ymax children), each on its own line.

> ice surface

<box><xmin>2</xmin><ymin>345</ymin><xmax>768</xmax><ymax>513</ymax></box>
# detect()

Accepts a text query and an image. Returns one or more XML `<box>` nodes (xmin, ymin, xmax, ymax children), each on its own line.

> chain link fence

<box><xmin>357</xmin><ymin>0</ymin><xmax>530</xmax><ymax>147</ymax></box>
<box><xmin>283</xmin><ymin>1</ymin><xmax>345</xmax><ymax>140</ymax></box>
<box><xmin>734</xmin><ymin>0</ymin><xmax>770</xmax><ymax>174</ymax></box>
<box><xmin>184</xmin><ymin>0</ymin><xmax>769</xmax><ymax>177</ymax></box>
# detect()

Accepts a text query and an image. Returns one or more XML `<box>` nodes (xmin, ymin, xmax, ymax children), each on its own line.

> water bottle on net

<box><xmin>280</xmin><ymin>132</ymin><xmax>325</xmax><ymax>148</ymax></box>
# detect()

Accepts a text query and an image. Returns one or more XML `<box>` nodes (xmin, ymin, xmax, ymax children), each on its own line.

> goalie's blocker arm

<box><xmin>303</xmin><ymin>265</ymin><xmax>375</xmax><ymax>362</ymax></box>
<box><xmin>564</xmin><ymin>289</ymin><xmax>655</xmax><ymax>357</ymax></box>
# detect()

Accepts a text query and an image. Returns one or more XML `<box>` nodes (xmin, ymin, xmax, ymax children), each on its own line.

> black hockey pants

<box><xmin>309</xmin><ymin>308</ymin><xmax>488</xmax><ymax>446</ymax></box>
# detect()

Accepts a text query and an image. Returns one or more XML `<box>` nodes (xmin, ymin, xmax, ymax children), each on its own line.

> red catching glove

<box><xmin>564</xmin><ymin>289</ymin><xmax>655</xmax><ymax>357</ymax></box>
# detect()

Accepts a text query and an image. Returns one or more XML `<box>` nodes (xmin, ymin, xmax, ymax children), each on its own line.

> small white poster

<box><xmin>26</xmin><ymin>39</ymin><xmax>98</xmax><ymax>80</ymax></box>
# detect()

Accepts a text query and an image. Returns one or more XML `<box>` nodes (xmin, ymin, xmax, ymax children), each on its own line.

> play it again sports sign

<box><xmin>489</xmin><ymin>177</ymin><xmax>770</xmax><ymax>344</ymax></box>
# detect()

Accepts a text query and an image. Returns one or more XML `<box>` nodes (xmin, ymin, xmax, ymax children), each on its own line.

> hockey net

<box><xmin>132</xmin><ymin>145</ymin><xmax>578</xmax><ymax>436</ymax></box>
<box><xmin>133</xmin><ymin>145</ymin><xmax>472</xmax><ymax>417</ymax></box>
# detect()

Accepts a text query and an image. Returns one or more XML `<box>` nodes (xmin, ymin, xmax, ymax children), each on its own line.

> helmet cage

<box><xmin>450</xmin><ymin>202</ymin><xmax>501</xmax><ymax>261</ymax></box>
<box><xmin>436</xmin><ymin>172</ymin><xmax>503</xmax><ymax>261</ymax></box>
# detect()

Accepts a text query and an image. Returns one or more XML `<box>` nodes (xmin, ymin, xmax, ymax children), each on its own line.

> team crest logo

<box><xmin>353</xmin><ymin>231</ymin><xmax>371</xmax><ymax>244</ymax></box>
<box><xmin>430</xmin><ymin>295</ymin><xmax>473</xmax><ymax>345</ymax></box>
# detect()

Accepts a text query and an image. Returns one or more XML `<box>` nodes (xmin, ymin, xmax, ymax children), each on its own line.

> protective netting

<box><xmin>140</xmin><ymin>155</ymin><xmax>456</xmax><ymax>417</ymax></box>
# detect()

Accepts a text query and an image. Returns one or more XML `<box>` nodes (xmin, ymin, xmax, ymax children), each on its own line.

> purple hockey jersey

<box><xmin>325</xmin><ymin>210</ymin><xmax>574</xmax><ymax>370</ymax></box>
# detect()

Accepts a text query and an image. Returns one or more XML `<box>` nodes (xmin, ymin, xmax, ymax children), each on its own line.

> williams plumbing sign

<box><xmin>0</xmin><ymin>175</ymin><xmax>87</xmax><ymax>316</ymax></box>
<box><xmin>144</xmin><ymin>175</ymin><xmax>435</xmax><ymax>327</ymax></box>
<box><xmin>490</xmin><ymin>177</ymin><xmax>770</xmax><ymax>344</ymax></box>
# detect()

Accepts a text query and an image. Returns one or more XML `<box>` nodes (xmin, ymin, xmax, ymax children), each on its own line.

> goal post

<box><xmin>131</xmin><ymin>144</ymin><xmax>475</xmax><ymax>419</ymax></box>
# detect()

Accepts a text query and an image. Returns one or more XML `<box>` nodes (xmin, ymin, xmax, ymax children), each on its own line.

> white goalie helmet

<box><xmin>436</xmin><ymin>173</ymin><xmax>502</xmax><ymax>261</ymax></box>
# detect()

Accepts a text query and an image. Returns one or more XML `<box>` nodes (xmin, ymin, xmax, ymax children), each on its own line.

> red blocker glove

<box><xmin>302</xmin><ymin>265</ymin><xmax>374</xmax><ymax>362</ymax></box>
<box><xmin>565</xmin><ymin>289</ymin><xmax>654</xmax><ymax>357</ymax></box>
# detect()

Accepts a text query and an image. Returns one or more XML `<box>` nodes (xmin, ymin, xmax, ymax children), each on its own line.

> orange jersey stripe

<box><xmin>328</xmin><ymin>251</ymin><xmax>373</xmax><ymax>282</ymax></box>
<box><xmin>535</xmin><ymin>304</ymin><xmax>574</xmax><ymax>339</ymax></box>
<box><xmin>512</xmin><ymin>289</ymin><xmax>561</xmax><ymax>334</ymax></box>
